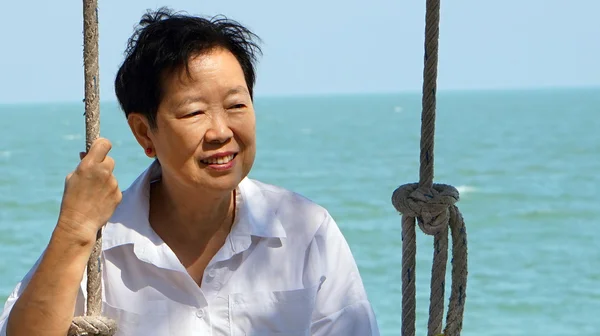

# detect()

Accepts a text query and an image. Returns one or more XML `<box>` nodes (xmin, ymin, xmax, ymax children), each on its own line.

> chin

<box><xmin>199</xmin><ymin>171</ymin><xmax>245</xmax><ymax>192</ymax></box>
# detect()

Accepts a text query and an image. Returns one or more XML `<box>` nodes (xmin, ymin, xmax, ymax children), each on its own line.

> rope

<box><xmin>390</xmin><ymin>0</ymin><xmax>468</xmax><ymax>334</ymax></box>
<box><xmin>69</xmin><ymin>0</ymin><xmax>117</xmax><ymax>335</ymax></box>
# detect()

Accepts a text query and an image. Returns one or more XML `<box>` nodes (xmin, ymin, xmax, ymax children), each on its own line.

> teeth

<box><xmin>202</xmin><ymin>154</ymin><xmax>234</xmax><ymax>165</ymax></box>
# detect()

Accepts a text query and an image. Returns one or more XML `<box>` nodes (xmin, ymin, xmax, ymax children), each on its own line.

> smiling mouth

<box><xmin>200</xmin><ymin>154</ymin><xmax>237</xmax><ymax>165</ymax></box>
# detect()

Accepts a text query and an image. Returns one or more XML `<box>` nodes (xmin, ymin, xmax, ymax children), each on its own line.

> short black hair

<box><xmin>114</xmin><ymin>7</ymin><xmax>262</xmax><ymax>128</ymax></box>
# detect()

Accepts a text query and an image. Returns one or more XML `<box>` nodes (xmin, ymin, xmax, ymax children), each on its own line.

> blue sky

<box><xmin>1</xmin><ymin>0</ymin><xmax>598</xmax><ymax>103</ymax></box>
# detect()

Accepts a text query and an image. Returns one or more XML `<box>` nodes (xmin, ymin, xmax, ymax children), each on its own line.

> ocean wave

<box><xmin>62</xmin><ymin>134</ymin><xmax>82</xmax><ymax>141</ymax></box>
<box><xmin>456</xmin><ymin>185</ymin><xmax>477</xmax><ymax>194</ymax></box>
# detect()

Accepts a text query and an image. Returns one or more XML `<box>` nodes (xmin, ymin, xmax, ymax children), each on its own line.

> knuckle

<box><xmin>105</xmin><ymin>157</ymin><xmax>116</xmax><ymax>170</ymax></box>
<box><xmin>115</xmin><ymin>191</ymin><xmax>123</xmax><ymax>204</ymax></box>
<box><xmin>112</xmin><ymin>179</ymin><xmax>122</xmax><ymax>197</ymax></box>
<box><xmin>99</xmin><ymin>167</ymin><xmax>111</xmax><ymax>179</ymax></box>
<box><xmin>77</xmin><ymin>161</ymin><xmax>93</xmax><ymax>173</ymax></box>
<box><xmin>108</xmin><ymin>176</ymin><xmax>118</xmax><ymax>188</ymax></box>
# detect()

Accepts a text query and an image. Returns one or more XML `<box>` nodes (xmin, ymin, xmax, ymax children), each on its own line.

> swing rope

<box><xmin>68</xmin><ymin>0</ymin><xmax>116</xmax><ymax>335</ymax></box>
<box><xmin>391</xmin><ymin>0</ymin><xmax>468</xmax><ymax>335</ymax></box>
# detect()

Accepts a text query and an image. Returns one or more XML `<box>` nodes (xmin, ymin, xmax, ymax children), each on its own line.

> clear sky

<box><xmin>1</xmin><ymin>0</ymin><xmax>598</xmax><ymax>103</ymax></box>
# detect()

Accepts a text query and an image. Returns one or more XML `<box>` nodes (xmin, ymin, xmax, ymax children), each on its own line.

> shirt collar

<box><xmin>102</xmin><ymin>160</ymin><xmax>287</xmax><ymax>253</ymax></box>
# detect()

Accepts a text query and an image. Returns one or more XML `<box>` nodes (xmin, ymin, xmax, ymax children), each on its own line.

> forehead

<box><xmin>162</xmin><ymin>48</ymin><xmax>247</xmax><ymax>95</ymax></box>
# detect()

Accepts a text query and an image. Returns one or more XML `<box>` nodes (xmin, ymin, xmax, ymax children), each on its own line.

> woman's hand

<box><xmin>56</xmin><ymin>138</ymin><xmax>122</xmax><ymax>244</ymax></box>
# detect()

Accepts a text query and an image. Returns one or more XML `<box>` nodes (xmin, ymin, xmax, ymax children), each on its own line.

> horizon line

<box><xmin>0</xmin><ymin>84</ymin><xmax>598</xmax><ymax>107</ymax></box>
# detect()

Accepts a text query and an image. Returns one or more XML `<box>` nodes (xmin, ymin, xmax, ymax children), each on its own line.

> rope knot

<box><xmin>69</xmin><ymin>315</ymin><xmax>117</xmax><ymax>336</ymax></box>
<box><xmin>392</xmin><ymin>183</ymin><xmax>459</xmax><ymax>235</ymax></box>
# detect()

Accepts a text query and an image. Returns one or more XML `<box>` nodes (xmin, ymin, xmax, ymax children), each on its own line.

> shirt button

<box><xmin>208</xmin><ymin>269</ymin><xmax>216</xmax><ymax>278</ymax></box>
<box><xmin>196</xmin><ymin>309</ymin><xmax>205</xmax><ymax>319</ymax></box>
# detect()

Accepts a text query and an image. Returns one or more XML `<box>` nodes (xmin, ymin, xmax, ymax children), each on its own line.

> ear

<box><xmin>127</xmin><ymin>113</ymin><xmax>155</xmax><ymax>157</ymax></box>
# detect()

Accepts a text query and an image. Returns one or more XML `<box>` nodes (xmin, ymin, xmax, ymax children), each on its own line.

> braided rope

<box><xmin>69</xmin><ymin>316</ymin><xmax>117</xmax><ymax>336</ymax></box>
<box><xmin>69</xmin><ymin>1</ymin><xmax>116</xmax><ymax>335</ymax></box>
<box><xmin>391</xmin><ymin>0</ymin><xmax>468</xmax><ymax>335</ymax></box>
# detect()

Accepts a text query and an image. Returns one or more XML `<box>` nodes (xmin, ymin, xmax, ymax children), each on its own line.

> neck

<box><xmin>149</xmin><ymin>175</ymin><xmax>235</xmax><ymax>245</ymax></box>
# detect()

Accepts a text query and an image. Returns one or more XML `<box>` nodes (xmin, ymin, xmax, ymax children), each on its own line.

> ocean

<box><xmin>0</xmin><ymin>88</ymin><xmax>599</xmax><ymax>335</ymax></box>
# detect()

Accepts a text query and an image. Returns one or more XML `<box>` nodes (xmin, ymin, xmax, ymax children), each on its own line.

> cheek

<box><xmin>236</xmin><ymin>117</ymin><xmax>256</xmax><ymax>167</ymax></box>
<box><xmin>233</xmin><ymin>113</ymin><xmax>256</xmax><ymax>145</ymax></box>
<box><xmin>245</xmin><ymin>124</ymin><xmax>256</xmax><ymax>144</ymax></box>
<box><xmin>154</xmin><ymin>124</ymin><xmax>201</xmax><ymax>156</ymax></box>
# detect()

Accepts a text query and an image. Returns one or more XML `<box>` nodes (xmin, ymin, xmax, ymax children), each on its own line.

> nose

<box><xmin>204</xmin><ymin>114</ymin><xmax>233</xmax><ymax>144</ymax></box>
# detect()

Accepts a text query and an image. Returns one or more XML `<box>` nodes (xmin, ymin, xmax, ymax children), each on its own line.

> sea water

<box><xmin>0</xmin><ymin>88</ymin><xmax>599</xmax><ymax>335</ymax></box>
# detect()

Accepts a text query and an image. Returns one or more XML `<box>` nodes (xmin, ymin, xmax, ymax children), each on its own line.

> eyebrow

<box><xmin>174</xmin><ymin>86</ymin><xmax>250</xmax><ymax>110</ymax></box>
<box><xmin>226</xmin><ymin>85</ymin><xmax>249</xmax><ymax>97</ymax></box>
<box><xmin>175</xmin><ymin>96</ymin><xmax>206</xmax><ymax>110</ymax></box>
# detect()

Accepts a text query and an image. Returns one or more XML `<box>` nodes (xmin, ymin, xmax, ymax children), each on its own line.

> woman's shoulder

<box><xmin>243</xmin><ymin>178</ymin><xmax>327</xmax><ymax>211</ymax></box>
<box><xmin>240</xmin><ymin>178</ymin><xmax>335</xmax><ymax>233</ymax></box>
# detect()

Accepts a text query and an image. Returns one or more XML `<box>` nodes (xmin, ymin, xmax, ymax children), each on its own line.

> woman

<box><xmin>0</xmin><ymin>8</ymin><xmax>380</xmax><ymax>336</ymax></box>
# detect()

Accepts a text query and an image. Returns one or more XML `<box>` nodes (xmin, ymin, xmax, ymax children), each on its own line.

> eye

<box><xmin>184</xmin><ymin>111</ymin><xmax>204</xmax><ymax>118</ymax></box>
<box><xmin>229</xmin><ymin>104</ymin><xmax>246</xmax><ymax>110</ymax></box>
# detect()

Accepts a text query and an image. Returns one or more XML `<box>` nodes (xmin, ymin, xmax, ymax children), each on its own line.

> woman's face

<box><xmin>131</xmin><ymin>47</ymin><xmax>256</xmax><ymax>193</ymax></box>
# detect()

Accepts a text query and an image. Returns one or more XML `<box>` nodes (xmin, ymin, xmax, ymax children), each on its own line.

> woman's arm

<box><xmin>2</xmin><ymin>138</ymin><xmax>121</xmax><ymax>336</ymax></box>
<box><xmin>4</xmin><ymin>225</ymin><xmax>95</xmax><ymax>336</ymax></box>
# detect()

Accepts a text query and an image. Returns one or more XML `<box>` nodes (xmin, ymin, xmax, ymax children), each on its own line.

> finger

<box><xmin>86</xmin><ymin>138</ymin><xmax>112</xmax><ymax>163</ymax></box>
<box><xmin>114</xmin><ymin>189</ymin><xmax>123</xmax><ymax>204</ymax></box>
<box><xmin>108</xmin><ymin>176</ymin><xmax>120</xmax><ymax>192</ymax></box>
<box><xmin>103</xmin><ymin>156</ymin><xmax>116</xmax><ymax>172</ymax></box>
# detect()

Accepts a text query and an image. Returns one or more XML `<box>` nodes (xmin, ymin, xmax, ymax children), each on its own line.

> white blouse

<box><xmin>0</xmin><ymin>162</ymin><xmax>380</xmax><ymax>335</ymax></box>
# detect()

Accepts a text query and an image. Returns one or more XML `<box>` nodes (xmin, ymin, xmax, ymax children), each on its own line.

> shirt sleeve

<box><xmin>0</xmin><ymin>253</ymin><xmax>43</xmax><ymax>336</ymax></box>
<box><xmin>308</xmin><ymin>211</ymin><xmax>380</xmax><ymax>336</ymax></box>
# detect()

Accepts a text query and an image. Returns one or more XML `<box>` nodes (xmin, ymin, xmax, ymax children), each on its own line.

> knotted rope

<box><xmin>390</xmin><ymin>0</ymin><xmax>468</xmax><ymax>335</ymax></box>
<box><xmin>69</xmin><ymin>1</ymin><xmax>117</xmax><ymax>335</ymax></box>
